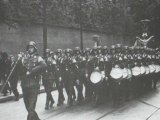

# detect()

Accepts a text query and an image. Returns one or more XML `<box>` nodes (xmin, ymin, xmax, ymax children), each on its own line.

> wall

<box><xmin>0</xmin><ymin>24</ymin><xmax>132</xmax><ymax>56</ymax></box>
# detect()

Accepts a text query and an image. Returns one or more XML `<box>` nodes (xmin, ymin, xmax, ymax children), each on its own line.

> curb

<box><xmin>0</xmin><ymin>89</ymin><xmax>46</xmax><ymax>103</ymax></box>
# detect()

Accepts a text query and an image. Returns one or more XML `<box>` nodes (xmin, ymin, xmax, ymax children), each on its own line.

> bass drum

<box><xmin>132</xmin><ymin>66</ymin><xmax>141</xmax><ymax>76</ymax></box>
<box><xmin>123</xmin><ymin>68</ymin><xmax>129</xmax><ymax>79</ymax></box>
<box><xmin>110</xmin><ymin>67</ymin><xmax>123</xmax><ymax>81</ymax></box>
<box><xmin>90</xmin><ymin>70</ymin><xmax>103</xmax><ymax>86</ymax></box>
<box><xmin>140</xmin><ymin>66</ymin><xmax>146</xmax><ymax>75</ymax></box>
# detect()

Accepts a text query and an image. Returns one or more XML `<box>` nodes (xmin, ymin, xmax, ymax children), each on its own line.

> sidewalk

<box><xmin>0</xmin><ymin>82</ymin><xmax>46</xmax><ymax>103</ymax></box>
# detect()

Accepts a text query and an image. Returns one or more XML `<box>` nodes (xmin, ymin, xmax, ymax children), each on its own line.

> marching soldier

<box><xmin>42</xmin><ymin>49</ymin><xmax>55</xmax><ymax>110</ymax></box>
<box><xmin>0</xmin><ymin>52</ymin><xmax>12</xmax><ymax>96</ymax></box>
<box><xmin>83</xmin><ymin>48</ymin><xmax>93</xmax><ymax>102</ymax></box>
<box><xmin>110</xmin><ymin>44</ymin><xmax>124</xmax><ymax>106</ymax></box>
<box><xmin>73</xmin><ymin>47</ymin><xmax>84</xmax><ymax>104</ymax></box>
<box><xmin>18</xmin><ymin>41</ymin><xmax>47</xmax><ymax>120</ymax></box>
<box><xmin>54</xmin><ymin>49</ymin><xmax>65</xmax><ymax>106</ymax></box>
<box><xmin>102</xmin><ymin>46</ymin><xmax>112</xmax><ymax>100</ymax></box>
<box><xmin>9</xmin><ymin>55</ymin><xmax>19</xmax><ymax>101</ymax></box>
<box><xmin>62</xmin><ymin>48</ymin><xmax>76</xmax><ymax>106</ymax></box>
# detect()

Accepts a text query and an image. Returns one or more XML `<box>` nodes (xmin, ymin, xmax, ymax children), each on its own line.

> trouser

<box><xmin>55</xmin><ymin>76</ymin><xmax>65</xmax><ymax>105</ymax></box>
<box><xmin>145</xmin><ymin>74</ymin><xmax>152</xmax><ymax>90</ymax></box>
<box><xmin>94</xmin><ymin>80</ymin><xmax>109</xmax><ymax>105</ymax></box>
<box><xmin>151</xmin><ymin>73</ymin><xmax>158</xmax><ymax>89</ymax></box>
<box><xmin>9</xmin><ymin>77</ymin><xmax>19</xmax><ymax>99</ymax></box>
<box><xmin>63</xmin><ymin>71</ymin><xmax>76</xmax><ymax>105</ymax></box>
<box><xmin>22</xmin><ymin>87</ymin><xmax>40</xmax><ymax>120</ymax></box>
<box><xmin>83</xmin><ymin>74</ymin><xmax>93</xmax><ymax>101</ymax></box>
<box><xmin>110</xmin><ymin>79</ymin><xmax>121</xmax><ymax>105</ymax></box>
<box><xmin>120</xmin><ymin>79</ymin><xmax>131</xmax><ymax>100</ymax></box>
<box><xmin>43</xmin><ymin>78</ymin><xmax>54</xmax><ymax>109</ymax></box>
<box><xmin>75</xmin><ymin>74</ymin><xmax>84</xmax><ymax>103</ymax></box>
<box><xmin>1</xmin><ymin>75</ymin><xmax>11</xmax><ymax>95</ymax></box>
<box><xmin>131</xmin><ymin>76</ymin><xmax>141</xmax><ymax>97</ymax></box>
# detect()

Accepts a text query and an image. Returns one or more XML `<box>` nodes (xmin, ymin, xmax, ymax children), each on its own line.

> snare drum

<box><xmin>140</xmin><ymin>66</ymin><xmax>146</xmax><ymax>75</ymax></box>
<box><xmin>132</xmin><ymin>66</ymin><xmax>141</xmax><ymax>76</ymax></box>
<box><xmin>90</xmin><ymin>70</ymin><xmax>103</xmax><ymax>85</ymax></box>
<box><xmin>110</xmin><ymin>67</ymin><xmax>123</xmax><ymax>81</ymax></box>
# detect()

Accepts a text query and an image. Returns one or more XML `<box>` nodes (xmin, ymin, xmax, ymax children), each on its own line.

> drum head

<box><xmin>110</xmin><ymin>67</ymin><xmax>123</xmax><ymax>79</ymax></box>
<box><xmin>132</xmin><ymin>66</ymin><xmax>141</xmax><ymax>76</ymax></box>
<box><xmin>140</xmin><ymin>66</ymin><xmax>146</xmax><ymax>75</ymax></box>
<box><xmin>90</xmin><ymin>71</ymin><xmax>102</xmax><ymax>84</ymax></box>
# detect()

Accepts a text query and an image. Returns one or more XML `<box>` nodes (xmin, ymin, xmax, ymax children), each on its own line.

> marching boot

<box><xmin>45</xmin><ymin>96</ymin><xmax>49</xmax><ymax>110</ymax></box>
<box><xmin>50</xmin><ymin>99</ymin><xmax>55</xmax><ymax>108</ymax></box>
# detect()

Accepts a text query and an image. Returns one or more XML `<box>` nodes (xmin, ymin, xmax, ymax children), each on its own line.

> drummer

<box><xmin>121</xmin><ymin>46</ymin><xmax>131</xmax><ymax>101</ymax></box>
<box><xmin>102</xmin><ymin>46</ymin><xmax>112</xmax><ymax>100</ymax></box>
<box><xmin>90</xmin><ymin>46</ymin><xmax>106</xmax><ymax>105</ymax></box>
<box><xmin>110</xmin><ymin>44</ymin><xmax>124</xmax><ymax>106</ymax></box>
<box><xmin>132</xmin><ymin>46</ymin><xmax>142</xmax><ymax>97</ymax></box>
<box><xmin>145</xmin><ymin>48</ymin><xmax>153</xmax><ymax>91</ymax></box>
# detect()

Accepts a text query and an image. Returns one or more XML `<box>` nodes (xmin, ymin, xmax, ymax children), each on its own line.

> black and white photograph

<box><xmin>0</xmin><ymin>0</ymin><xmax>160</xmax><ymax>120</ymax></box>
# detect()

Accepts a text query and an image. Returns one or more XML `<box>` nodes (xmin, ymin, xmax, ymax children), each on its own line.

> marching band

<box><xmin>1</xmin><ymin>41</ymin><xmax>160</xmax><ymax>109</ymax></box>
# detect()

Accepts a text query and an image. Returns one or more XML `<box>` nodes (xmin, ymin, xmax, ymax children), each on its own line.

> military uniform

<box><xmin>110</xmin><ymin>44</ymin><xmax>124</xmax><ymax>106</ymax></box>
<box><xmin>62</xmin><ymin>49</ymin><xmax>76</xmax><ymax>106</ymax></box>
<box><xmin>42</xmin><ymin>49</ymin><xmax>55</xmax><ymax>110</ymax></box>
<box><xmin>9</xmin><ymin>55</ymin><xmax>19</xmax><ymax>100</ymax></box>
<box><xmin>54</xmin><ymin>49</ymin><xmax>65</xmax><ymax>106</ymax></box>
<box><xmin>19</xmin><ymin>41</ymin><xmax>47</xmax><ymax>120</ymax></box>
<box><xmin>0</xmin><ymin>52</ymin><xmax>11</xmax><ymax>96</ymax></box>
<box><xmin>73</xmin><ymin>47</ymin><xmax>84</xmax><ymax>104</ymax></box>
<box><xmin>83</xmin><ymin>48</ymin><xmax>93</xmax><ymax>101</ymax></box>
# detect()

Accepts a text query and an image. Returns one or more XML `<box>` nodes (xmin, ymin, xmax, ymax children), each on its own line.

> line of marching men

<box><xmin>40</xmin><ymin>44</ymin><xmax>160</xmax><ymax>109</ymax></box>
<box><xmin>1</xmin><ymin>43</ymin><xmax>160</xmax><ymax>110</ymax></box>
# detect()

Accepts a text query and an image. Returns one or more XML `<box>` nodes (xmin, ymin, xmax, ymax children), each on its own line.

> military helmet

<box><xmin>116</xmin><ymin>44</ymin><xmax>122</xmax><ymax>48</ymax></box>
<box><xmin>103</xmin><ymin>46</ymin><xmax>108</xmax><ymax>50</ymax></box>
<box><xmin>56</xmin><ymin>49</ymin><xmax>62</xmax><ymax>54</ymax></box>
<box><xmin>75</xmin><ymin>46</ymin><xmax>80</xmax><ymax>51</ymax></box>
<box><xmin>124</xmin><ymin>46</ymin><xmax>128</xmax><ymax>49</ymax></box>
<box><xmin>45</xmin><ymin>49</ymin><xmax>50</xmax><ymax>54</ymax></box>
<box><xmin>65</xmin><ymin>48</ymin><xmax>72</xmax><ymax>54</ymax></box>
<box><xmin>50</xmin><ymin>51</ymin><xmax>54</xmax><ymax>55</ymax></box>
<box><xmin>85</xmin><ymin>48</ymin><xmax>91</xmax><ymax>53</ymax></box>
<box><xmin>111</xmin><ymin>45</ymin><xmax>116</xmax><ymax>49</ymax></box>
<box><xmin>26</xmin><ymin>41</ymin><xmax>37</xmax><ymax>51</ymax></box>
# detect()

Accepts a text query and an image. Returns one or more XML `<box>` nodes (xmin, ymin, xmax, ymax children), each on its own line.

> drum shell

<box><xmin>127</xmin><ymin>69</ymin><xmax>132</xmax><ymax>79</ymax></box>
<box><xmin>122</xmin><ymin>68</ymin><xmax>129</xmax><ymax>79</ymax></box>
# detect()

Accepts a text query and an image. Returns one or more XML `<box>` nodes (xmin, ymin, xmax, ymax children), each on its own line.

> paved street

<box><xmin>1</xmin><ymin>85</ymin><xmax>160</xmax><ymax>120</ymax></box>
